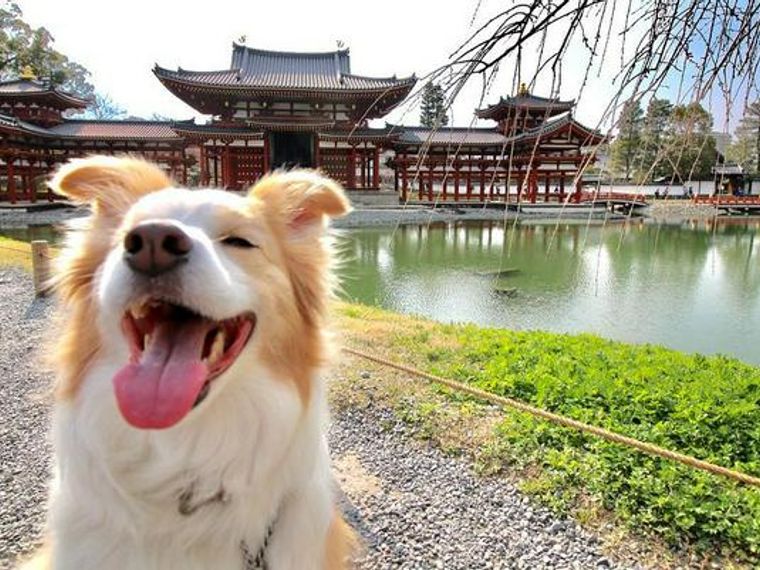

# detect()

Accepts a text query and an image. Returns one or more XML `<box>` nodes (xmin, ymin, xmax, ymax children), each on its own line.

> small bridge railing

<box><xmin>693</xmin><ymin>195</ymin><xmax>760</xmax><ymax>206</ymax></box>
<box><xmin>576</xmin><ymin>191</ymin><xmax>648</xmax><ymax>204</ymax></box>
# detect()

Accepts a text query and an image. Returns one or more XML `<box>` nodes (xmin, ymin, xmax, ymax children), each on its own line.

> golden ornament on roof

<box><xmin>20</xmin><ymin>65</ymin><xmax>37</xmax><ymax>80</ymax></box>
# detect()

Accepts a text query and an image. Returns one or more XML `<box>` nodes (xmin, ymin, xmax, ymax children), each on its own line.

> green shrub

<box><xmin>414</xmin><ymin>325</ymin><xmax>760</xmax><ymax>560</ymax></box>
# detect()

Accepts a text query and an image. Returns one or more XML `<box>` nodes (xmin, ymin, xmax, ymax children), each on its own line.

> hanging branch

<box><xmin>437</xmin><ymin>0</ymin><xmax>760</xmax><ymax>121</ymax></box>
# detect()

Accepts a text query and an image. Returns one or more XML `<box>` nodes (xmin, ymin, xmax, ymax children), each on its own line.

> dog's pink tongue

<box><xmin>113</xmin><ymin>319</ymin><xmax>210</xmax><ymax>429</ymax></box>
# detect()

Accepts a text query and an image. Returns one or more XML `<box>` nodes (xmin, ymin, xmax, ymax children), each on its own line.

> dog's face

<box><xmin>50</xmin><ymin>156</ymin><xmax>349</xmax><ymax>430</ymax></box>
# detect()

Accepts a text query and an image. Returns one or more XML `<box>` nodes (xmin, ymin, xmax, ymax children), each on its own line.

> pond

<box><xmin>338</xmin><ymin>219</ymin><xmax>760</xmax><ymax>365</ymax></box>
<box><xmin>3</xmin><ymin>219</ymin><xmax>759</xmax><ymax>364</ymax></box>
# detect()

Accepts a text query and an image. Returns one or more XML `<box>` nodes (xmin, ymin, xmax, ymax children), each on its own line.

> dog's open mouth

<box><xmin>113</xmin><ymin>299</ymin><xmax>256</xmax><ymax>430</ymax></box>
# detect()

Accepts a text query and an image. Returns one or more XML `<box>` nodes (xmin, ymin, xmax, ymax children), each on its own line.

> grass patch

<box><xmin>334</xmin><ymin>302</ymin><xmax>760</xmax><ymax>566</ymax></box>
<box><xmin>0</xmin><ymin>236</ymin><xmax>33</xmax><ymax>271</ymax></box>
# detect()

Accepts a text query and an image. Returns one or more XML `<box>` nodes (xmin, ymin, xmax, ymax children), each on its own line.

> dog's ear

<box><xmin>50</xmin><ymin>155</ymin><xmax>171</xmax><ymax>217</ymax></box>
<box><xmin>249</xmin><ymin>170</ymin><xmax>351</xmax><ymax>234</ymax></box>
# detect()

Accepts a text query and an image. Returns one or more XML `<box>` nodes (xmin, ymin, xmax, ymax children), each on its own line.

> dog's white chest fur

<box><xmin>48</xmin><ymin>358</ymin><xmax>334</xmax><ymax>570</ymax></box>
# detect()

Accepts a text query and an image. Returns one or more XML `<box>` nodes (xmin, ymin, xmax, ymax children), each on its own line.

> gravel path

<box><xmin>0</xmin><ymin>269</ymin><xmax>53</xmax><ymax>569</ymax></box>
<box><xmin>0</xmin><ymin>268</ymin><xmax>636</xmax><ymax>569</ymax></box>
<box><xmin>332</xmin><ymin>406</ymin><xmax>638</xmax><ymax>570</ymax></box>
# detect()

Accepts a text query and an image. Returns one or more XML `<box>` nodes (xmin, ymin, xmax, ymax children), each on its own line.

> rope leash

<box><xmin>342</xmin><ymin>346</ymin><xmax>760</xmax><ymax>489</ymax></box>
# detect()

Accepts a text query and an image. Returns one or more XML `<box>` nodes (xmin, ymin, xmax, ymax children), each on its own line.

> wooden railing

<box><xmin>693</xmin><ymin>195</ymin><xmax>760</xmax><ymax>205</ymax></box>
<box><xmin>577</xmin><ymin>191</ymin><xmax>648</xmax><ymax>204</ymax></box>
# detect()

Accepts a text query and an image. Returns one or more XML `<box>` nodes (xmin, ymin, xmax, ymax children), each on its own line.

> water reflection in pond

<box><xmin>338</xmin><ymin>219</ymin><xmax>760</xmax><ymax>364</ymax></box>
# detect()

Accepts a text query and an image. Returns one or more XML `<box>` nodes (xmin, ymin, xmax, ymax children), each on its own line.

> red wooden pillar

<box><xmin>454</xmin><ymin>166</ymin><xmax>460</xmax><ymax>202</ymax></box>
<box><xmin>348</xmin><ymin>146</ymin><xmax>357</xmax><ymax>189</ymax></box>
<box><xmin>427</xmin><ymin>164</ymin><xmax>433</xmax><ymax>201</ymax></box>
<box><xmin>200</xmin><ymin>145</ymin><xmax>208</xmax><ymax>185</ymax></box>
<box><xmin>22</xmin><ymin>164</ymin><xmax>32</xmax><ymax>202</ymax></box>
<box><xmin>29</xmin><ymin>160</ymin><xmax>37</xmax><ymax>203</ymax></box>
<box><xmin>479</xmin><ymin>161</ymin><xmax>486</xmax><ymax>201</ymax></box>
<box><xmin>573</xmin><ymin>178</ymin><xmax>582</xmax><ymax>203</ymax></box>
<box><xmin>401</xmin><ymin>152</ymin><xmax>408</xmax><ymax>201</ymax></box>
<box><xmin>365</xmin><ymin>144</ymin><xmax>371</xmax><ymax>188</ymax></box>
<box><xmin>263</xmin><ymin>136</ymin><xmax>270</xmax><ymax>173</ymax></box>
<box><xmin>517</xmin><ymin>174</ymin><xmax>524</xmax><ymax>201</ymax></box>
<box><xmin>181</xmin><ymin>148</ymin><xmax>188</xmax><ymax>185</ymax></box>
<box><xmin>442</xmin><ymin>168</ymin><xmax>448</xmax><ymax>200</ymax></box>
<box><xmin>45</xmin><ymin>160</ymin><xmax>54</xmax><ymax>202</ymax></box>
<box><xmin>417</xmin><ymin>159</ymin><xmax>423</xmax><ymax>200</ymax></box>
<box><xmin>466</xmin><ymin>152</ymin><xmax>473</xmax><ymax>199</ymax></box>
<box><xmin>559</xmin><ymin>173</ymin><xmax>565</xmax><ymax>200</ymax></box>
<box><xmin>8</xmin><ymin>156</ymin><xmax>17</xmax><ymax>204</ymax></box>
<box><xmin>358</xmin><ymin>148</ymin><xmax>365</xmax><ymax>189</ymax></box>
<box><xmin>372</xmin><ymin>146</ymin><xmax>380</xmax><ymax>189</ymax></box>
<box><xmin>488</xmin><ymin>155</ymin><xmax>495</xmax><ymax>199</ymax></box>
<box><xmin>544</xmin><ymin>173</ymin><xmax>550</xmax><ymax>202</ymax></box>
<box><xmin>314</xmin><ymin>135</ymin><xmax>321</xmax><ymax>169</ymax></box>
<box><xmin>504</xmin><ymin>169</ymin><xmax>510</xmax><ymax>203</ymax></box>
<box><xmin>222</xmin><ymin>145</ymin><xmax>233</xmax><ymax>189</ymax></box>
<box><xmin>211</xmin><ymin>147</ymin><xmax>218</xmax><ymax>186</ymax></box>
<box><xmin>529</xmin><ymin>171</ymin><xmax>538</xmax><ymax>204</ymax></box>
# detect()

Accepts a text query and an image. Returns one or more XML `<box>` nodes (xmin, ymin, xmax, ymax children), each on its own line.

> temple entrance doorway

<box><xmin>269</xmin><ymin>132</ymin><xmax>315</xmax><ymax>169</ymax></box>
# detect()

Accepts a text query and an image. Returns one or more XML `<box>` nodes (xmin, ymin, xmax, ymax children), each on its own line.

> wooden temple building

<box><xmin>0</xmin><ymin>45</ymin><xmax>604</xmax><ymax>204</ymax></box>
<box><xmin>0</xmin><ymin>68</ymin><xmax>188</xmax><ymax>203</ymax></box>
<box><xmin>392</xmin><ymin>87</ymin><xmax>605</xmax><ymax>202</ymax></box>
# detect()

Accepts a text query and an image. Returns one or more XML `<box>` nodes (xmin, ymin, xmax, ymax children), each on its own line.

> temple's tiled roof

<box><xmin>0</xmin><ymin>80</ymin><xmax>47</xmax><ymax>93</ymax></box>
<box><xmin>0</xmin><ymin>115</ymin><xmax>186</xmax><ymax>141</ymax></box>
<box><xmin>392</xmin><ymin>125</ymin><xmax>508</xmax><ymax>146</ymax></box>
<box><xmin>390</xmin><ymin>114</ymin><xmax>603</xmax><ymax>148</ymax></box>
<box><xmin>170</xmin><ymin>121</ymin><xmax>264</xmax><ymax>140</ymax></box>
<box><xmin>48</xmin><ymin>120</ymin><xmax>183</xmax><ymax>140</ymax></box>
<box><xmin>154</xmin><ymin>44</ymin><xmax>415</xmax><ymax>93</ymax></box>
<box><xmin>477</xmin><ymin>93</ymin><xmax>575</xmax><ymax>119</ymax></box>
<box><xmin>505</xmin><ymin>113</ymin><xmax>603</xmax><ymax>145</ymax></box>
<box><xmin>0</xmin><ymin>79</ymin><xmax>89</xmax><ymax>108</ymax></box>
<box><xmin>0</xmin><ymin>112</ymin><xmax>58</xmax><ymax>136</ymax></box>
<box><xmin>231</xmin><ymin>44</ymin><xmax>351</xmax><ymax>81</ymax></box>
<box><xmin>319</xmin><ymin>126</ymin><xmax>401</xmax><ymax>141</ymax></box>
<box><xmin>247</xmin><ymin>116</ymin><xmax>336</xmax><ymax>131</ymax></box>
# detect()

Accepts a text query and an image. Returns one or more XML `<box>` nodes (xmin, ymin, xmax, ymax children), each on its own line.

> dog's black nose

<box><xmin>124</xmin><ymin>222</ymin><xmax>192</xmax><ymax>276</ymax></box>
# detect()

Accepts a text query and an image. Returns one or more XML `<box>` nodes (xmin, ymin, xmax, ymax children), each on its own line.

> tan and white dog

<box><xmin>23</xmin><ymin>156</ymin><xmax>354</xmax><ymax>570</ymax></box>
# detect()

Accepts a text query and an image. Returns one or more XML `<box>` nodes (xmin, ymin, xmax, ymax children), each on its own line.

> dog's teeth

<box><xmin>209</xmin><ymin>330</ymin><xmax>225</xmax><ymax>364</ymax></box>
<box><xmin>143</xmin><ymin>333</ymin><xmax>151</xmax><ymax>348</ymax></box>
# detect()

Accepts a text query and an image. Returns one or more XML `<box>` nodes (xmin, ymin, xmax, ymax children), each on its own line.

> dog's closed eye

<box><xmin>220</xmin><ymin>236</ymin><xmax>258</xmax><ymax>249</ymax></box>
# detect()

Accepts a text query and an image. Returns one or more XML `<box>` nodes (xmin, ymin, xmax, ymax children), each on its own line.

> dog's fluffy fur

<box><xmin>23</xmin><ymin>156</ymin><xmax>354</xmax><ymax>569</ymax></box>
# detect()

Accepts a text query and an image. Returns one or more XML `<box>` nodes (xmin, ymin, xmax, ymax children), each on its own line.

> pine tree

<box><xmin>662</xmin><ymin>103</ymin><xmax>717</xmax><ymax>182</ymax></box>
<box><xmin>609</xmin><ymin>99</ymin><xmax>643</xmax><ymax>181</ymax></box>
<box><xmin>420</xmin><ymin>82</ymin><xmax>449</xmax><ymax>128</ymax></box>
<box><xmin>638</xmin><ymin>98</ymin><xmax>673</xmax><ymax>182</ymax></box>
<box><xmin>728</xmin><ymin>101</ymin><xmax>760</xmax><ymax>175</ymax></box>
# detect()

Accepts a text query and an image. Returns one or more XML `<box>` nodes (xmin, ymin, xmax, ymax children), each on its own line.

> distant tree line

<box><xmin>609</xmin><ymin>98</ymin><xmax>760</xmax><ymax>183</ymax></box>
<box><xmin>609</xmin><ymin>99</ymin><xmax>717</xmax><ymax>183</ymax></box>
<box><xmin>727</xmin><ymin>101</ymin><xmax>760</xmax><ymax>176</ymax></box>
